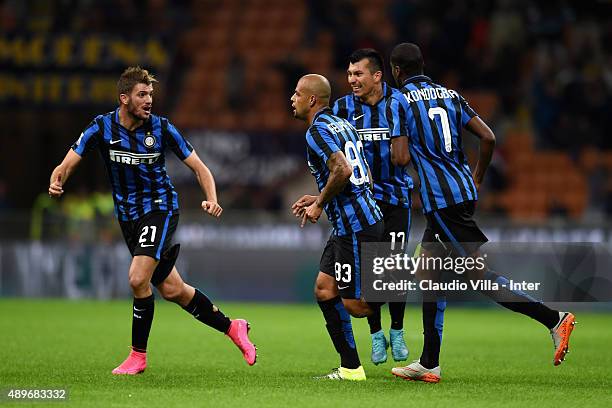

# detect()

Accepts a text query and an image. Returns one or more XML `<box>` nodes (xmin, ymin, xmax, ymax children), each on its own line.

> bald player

<box><xmin>291</xmin><ymin>74</ymin><xmax>384</xmax><ymax>381</ymax></box>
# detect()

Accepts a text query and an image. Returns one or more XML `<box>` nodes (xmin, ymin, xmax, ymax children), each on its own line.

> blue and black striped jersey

<box><xmin>386</xmin><ymin>75</ymin><xmax>478</xmax><ymax>213</ymax></box>
<box><xmin>72</xmin><ymin>109</ymin><xmax>193</xmax><ymax>221</ymax></box>
<box><xmin>305</xmin><ymin>108</ymin><xmax>382</xmax><ymax>236</ymax></box>
<box><xmin>333</xmin><ymin>83</ymin><xmax>413</xmax><ymax>208</ymax></box>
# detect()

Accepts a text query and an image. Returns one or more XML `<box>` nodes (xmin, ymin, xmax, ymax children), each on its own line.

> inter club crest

<box><xmin>144</xmin><ymin>133</ymin><xmax>156</xmax><ymax>148</ymax></box>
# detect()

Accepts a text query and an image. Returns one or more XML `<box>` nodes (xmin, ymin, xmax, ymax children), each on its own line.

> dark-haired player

<box><xmin>333</xmin><ymin>48</ymin><xmax>412</xmax><ymax>365</ymax></box>
<box><xmin>386</xmin><ymin>43</ymin><xmax>576</xmax><ymax>383</ymax></box>
<box><xmin>48</xmin><ymin>67</ymin><xmax>256</xmax><ymax>375</ymax></box>
<box><xmin>291</xmin><ymin>74</ymin><xmax>383</xmax><ymax>381</ymax></box>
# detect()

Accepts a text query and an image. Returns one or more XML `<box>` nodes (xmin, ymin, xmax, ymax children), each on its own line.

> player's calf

<box><xmin>343</xmin><ymin>299</ymin><xmax>372</xmax><ymax>318</ymax></box>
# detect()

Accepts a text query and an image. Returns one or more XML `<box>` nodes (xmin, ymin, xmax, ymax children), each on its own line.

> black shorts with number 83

<box><xmin>320</xmin><ymin>221</ymin><xmax>383</xmax><ymax>300</ymax></box>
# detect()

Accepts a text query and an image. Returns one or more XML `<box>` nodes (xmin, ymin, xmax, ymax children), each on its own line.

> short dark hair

<box><xmin>390</xmin><ymin>43</ymin><xmax>424</xmax><ymax>76</ymax></box>
<box><xmin>349</xmin><ymin>48</ymin><xmax>384</xmax><ymax>74</ymax></box>
<box><xmin>117</xmin><ymin>66</ymin><xmax>157</xmax><ymax>97</ymax></box>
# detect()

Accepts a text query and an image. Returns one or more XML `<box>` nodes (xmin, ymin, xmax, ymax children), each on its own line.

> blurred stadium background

<box><xmin>1</xmin><ymin>0</ymin><xmax>611</xmax><ymax>302</ymax></box>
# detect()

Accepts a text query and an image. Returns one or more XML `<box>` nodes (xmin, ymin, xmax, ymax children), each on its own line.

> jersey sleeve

<box><xmin>71</xmin><ymin>118</ymin><xmax>100</xmax><ymax>157</ymax></box>
<box><xmin>306</xmin><ymin>125</ymin><xmax>341</xmax><ymax>163</ymax></box>
<box><xmin>386</xmin><ymin>94</ymin><xmax>408</xmax><ymax>138</ymax></box>
<box><xmin>162</xmin><ymin>119</ymin><xmax>194</xmax><ymax>160</ymax></box>
<box><xmin>332</xmin><ymin>98</ymin><xmax>347</xmax><ymax>119</ymax></box>
<box><xmin>459</xmin><ymin>94</ymin><xmax>478</xmax><ymax>126</ymax></box>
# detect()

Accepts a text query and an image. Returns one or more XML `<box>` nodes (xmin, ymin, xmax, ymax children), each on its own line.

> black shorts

<box><xmin>421</xmin><ymin>200</ymin><xmax>488</xmax><ymax>256</ymax></box>
<box><xmin>119</xmin><ymin>211</ymin><xmax>179</xmax><ymax>285</ymax></box>
<box><xmin>320</xmin><ymin>221</ymin><xmax>384</xmax><ymax>299</ymax></box>
<box><xmin>378</xmin><ymin>200</ymin><xmax>411</xmax><ymax>251</ymax></box>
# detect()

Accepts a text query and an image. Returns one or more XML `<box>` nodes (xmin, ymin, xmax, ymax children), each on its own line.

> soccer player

<box><xmin>385</xmin><ymin>43</ymin><xmax>576</xmax><ymax>383</ymax></box>
<box><xmin>48</xmin><ymin>67</ymin><xmax>257</xmax><ymax>375</ymax></box>
<box><xmin>290</xmin><ymin>74</ymin><xmax>384</xmax><ymax>381</ymax></box>
<box><xmin>333</xmin><ymin>48</ymin><xmax>412</xmax><ymax>365</ymax></box>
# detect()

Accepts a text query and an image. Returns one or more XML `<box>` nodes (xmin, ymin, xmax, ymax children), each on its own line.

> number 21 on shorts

<box><xmin>139</xmin><ymin>225</ymin><xmax>157</xmax><ymax>247</ymax></box>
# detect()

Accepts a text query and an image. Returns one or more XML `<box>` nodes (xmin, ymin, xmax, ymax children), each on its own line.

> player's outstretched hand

<box><xmin>291</xmin><ymin>195</ymin><xmax>318</xmax><ymax>218</ymax></box>
<box><xmin>48</xmin><ymin>174</ymin><xmax>64</xmax><ymax>198</ymax></box>
<box><xmin>301</xmin><ymin>201</ymin><xmax>323</xmax><ymax>227</ymax></box>
<box><xmin>202</xmin><ymin>201</ymin><xmax>223</xmax><ymax>218</ymax></box>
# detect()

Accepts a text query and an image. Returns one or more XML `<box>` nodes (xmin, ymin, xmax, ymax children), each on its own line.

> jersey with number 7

<box><xmin>305</xmin><ymin>107</ymin><xmax>382</xmax><ymax>236</ymax></box>
<box><xmin>386</xmin><ymin>75</ymin><xmax>479</xmax><ymax>213</ymax></box>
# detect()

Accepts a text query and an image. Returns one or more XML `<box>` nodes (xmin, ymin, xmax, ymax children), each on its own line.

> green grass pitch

<box><xmin>1</xmin><ymin>300</ymin><xmax>611</xmax><ymax>407</ymax></box>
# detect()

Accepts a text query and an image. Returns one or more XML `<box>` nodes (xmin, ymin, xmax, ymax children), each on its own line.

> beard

<box><xmin>127</xmin><ymin>101</ymin><xmax>149</xmax><ymax>120</ymax></box>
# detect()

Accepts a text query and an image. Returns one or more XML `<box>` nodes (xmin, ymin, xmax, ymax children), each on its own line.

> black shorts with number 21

<box><xmin>119</xmin><ymin>210</ymin><xmax>179</xmax><ymax>285</ymax></box>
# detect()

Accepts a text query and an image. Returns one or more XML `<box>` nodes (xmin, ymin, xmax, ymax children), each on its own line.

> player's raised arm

<box><xmin>183</xmin><ymin>150</ymin><xmax>223</xmax><ymax>218</ymax></box>
<box><xmin>48</xmin><ymin>149</ymin><xmax>82</xmax><ymax>197</ymax></box>
<box><xmin>465</xmin><ymin>116</ymin><xmax>496</xmax><ymax>191</ymax></box>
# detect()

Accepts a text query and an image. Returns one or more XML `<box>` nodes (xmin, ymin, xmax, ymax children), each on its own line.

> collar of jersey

<box><xmin>402</xmin><ymin>75</ymin><xmax>432</xmax><ymax>86</ymax></box>
<box><xmin>313</xmin><ymin>106</ymin><xmax>333</xmax><ymax>123</ymax></box>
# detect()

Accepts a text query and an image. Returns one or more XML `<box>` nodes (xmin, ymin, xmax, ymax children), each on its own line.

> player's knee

<box><xmin>314</xmin><ymin>284</ymin><xmax>330</xmax><ymax>301</ymax></box>
<box><xmin>314</xmin><ymin>277</ymin><xmax>336</xmax><ymax>301</ymax></box>
<box><xmin>128</xmin><ymin>274</ymin><xmax>149</xmax><ymax>292</ymax></box>
<box><xmin>160</xmin><ymin>282</ymin><xmax>183</xmax><ymax>303</ymax></box>
<box><xmin>343</xmin><ymin>301</ymin><xmax>371</xmax><ymax>318</ymax></box>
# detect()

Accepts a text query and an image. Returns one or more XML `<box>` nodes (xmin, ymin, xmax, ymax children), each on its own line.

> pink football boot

<box><xmin>112</xmin><ymin>348</ymin><xmax>147</xmax><ymax>375</ymax></box>
<box><xmin>226</xmin><ymin>319</ymin><xmax>257</xmax><ymax>366</ymax></box>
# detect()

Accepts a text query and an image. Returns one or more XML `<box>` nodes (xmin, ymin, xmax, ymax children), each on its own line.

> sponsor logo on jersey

<box><xmin>109</xmin><ymin>149</ymin><xmax>160</xmax><ymax>165</ymax></box>
<box><xmin>357</xmin><ymin>128</ymin><xmax>390</xmax><ymax>142</ymax></box>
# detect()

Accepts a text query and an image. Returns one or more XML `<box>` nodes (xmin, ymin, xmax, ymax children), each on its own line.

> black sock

<box><xmin>483</xmin><ymin>271</ymin><xmax>559</xmax><ymax>329</ymax></box>
<box><xmin>419</xmin><ymin>298</ymin><xmax>446</xmax><ymax>369</ymax></box>
<box><xmin>132</xmin><ymin>294</ymin><xmax>155</xmax><ymax>352</ymax></box>
<box><xmin>318</xmin><ymin>296</ymin><xmax>361</xmax><ymax>369</ymax></box>
<box><xmin>366</xmin><ymin>302</ymin><xmax>382</xmax><ymax>334</ymax></box>
<box><xmin>182</xmin><ymin>289</ymin><xmax>231</xmax><ymax>333</ymax></box>
<box><xmin>389</xmin><ymin>302</ymin><xmax>406</xmax><ymax>330</ymax></box>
